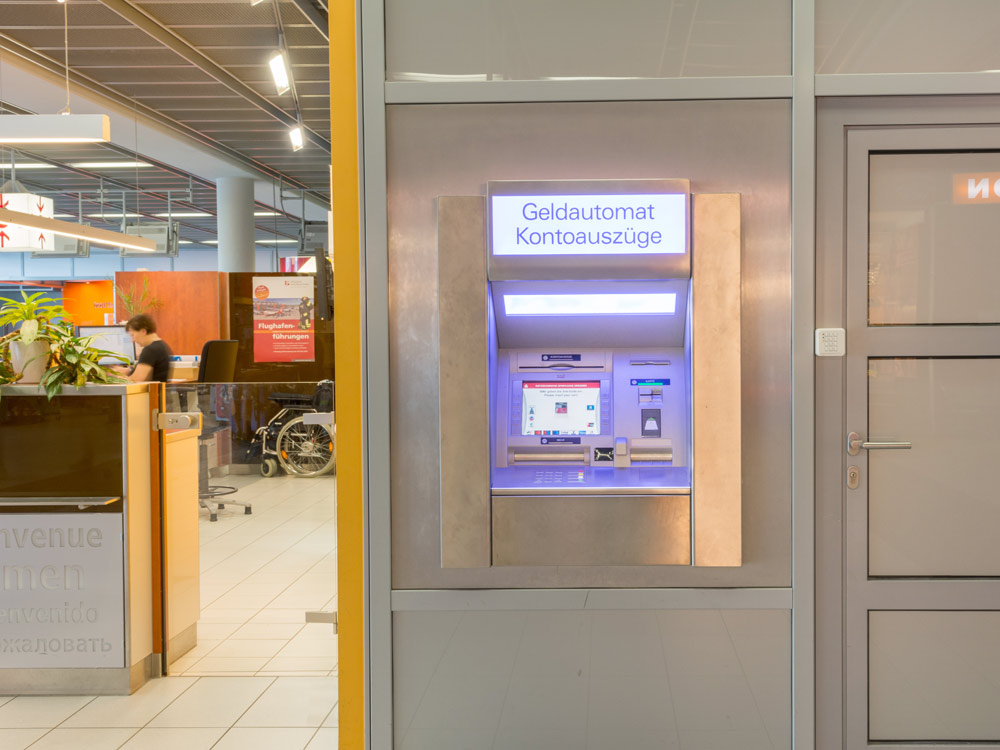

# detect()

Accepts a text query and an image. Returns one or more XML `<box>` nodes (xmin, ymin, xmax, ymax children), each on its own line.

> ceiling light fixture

<box><xmin>0</xmin><ymin>207</ymin><xmax>156</xmax><ymax>253</ymax></box>
<box><xmin>268</xmin><ymin>51</ymin><xmax>291</xmax><ymax>95</ymax></box>
<box><xmin>0</xmin><ymin>114</ymin><xmax>111</xmax><ymax>144</ymax></box>
<box><xmin>71</xmin><ymin>161</ymin><xmax>152</xmax><ymax>169</ymax></box>
<box><xmin>288</xmin><ymin>124</ymin><xmax>304</xmax><ymax>151</ymax></box>
<box><xmin>153</xmin><ymin>211</ymin><xmax>211</xmax><ymax>218</ymax></box>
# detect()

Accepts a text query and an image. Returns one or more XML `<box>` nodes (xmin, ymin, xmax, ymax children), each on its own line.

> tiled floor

<box><xmin>0</xmin><ymin>675</ymin><xmax>338</xmax><ymax>750</ymax></box>
<box><xmin>175</xmin><ymin>473</ymin><xmax>338</xmax><ymax>677</ymax></box>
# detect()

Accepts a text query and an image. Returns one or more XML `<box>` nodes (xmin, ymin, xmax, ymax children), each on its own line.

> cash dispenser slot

<box><xmin>512</xmin><ymin>450</ymin><xmax>589</xmax><ymax>464</ymax></box>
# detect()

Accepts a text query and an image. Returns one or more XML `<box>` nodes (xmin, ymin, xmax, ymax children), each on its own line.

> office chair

<box><xmin>196</xmin><ymin>340</ymin><xmax>252</xmax><ymax>521</ymax></box>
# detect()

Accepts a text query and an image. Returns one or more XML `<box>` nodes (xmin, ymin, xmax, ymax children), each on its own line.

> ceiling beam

<box><xmin>96</xmin><ymin>0</ymin><xmax>331</xmax><ymax>153</ymax></box>
<box><xmin>288</xmin><ymin>0</ymin><xmax>329</xmax><ymax>41</ymax></box>
<box><xmin>0</xmin><ymin>32</ymin><xmax>319</xmax><ymax>192</ymax></box>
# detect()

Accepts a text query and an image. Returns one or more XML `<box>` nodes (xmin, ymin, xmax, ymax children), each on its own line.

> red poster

<box><xmin>252</xmin><ymin>276</ymin><xmax>316</xmax><ymax>362</ymax></box>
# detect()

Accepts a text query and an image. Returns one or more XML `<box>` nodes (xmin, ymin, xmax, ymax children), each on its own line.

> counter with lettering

<box><xmin>0</xmin><ymin>382</ymin><xmax>197</xmax><ymax>695</ymax></box>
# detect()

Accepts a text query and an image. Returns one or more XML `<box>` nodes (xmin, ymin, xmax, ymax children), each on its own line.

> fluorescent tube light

<box><xmin>254</xmin><ymin>211</ymin><xmax>278</xmax><ymax>216</ymax></box>
<box><xmin>86</xmin><ymin>213</ymin><xmax>142</xmax><ymax>219</ymax></box>
<box><xmin>0</xmin><ymin>114</ymin><xmax>110</xmax><ymax>144</ymax></box>
<box><xmin>0</xmin><ymin>163</ymin><xmax>57</xmax><ymax>170</ymax></box>
<box><xmin>153</xmin><ymin>211</ymin><xmax>211</xmax><ymax>218</ymax></box>
<box><xmin>269</xmin><ymin>51</ymin><xmax>291</xmax><ymax>95</ymax></box>
<box><xmin>256</xmin><ymin>239</ymin><xmax>298</xmax><ymax>244</ymax></box>
<box><xmin>71</xmin><ymin>161</ymin><xmax>152</xmax><ymax>169</ymax></box>
<box><xmin>504</xmin><ymin>293</ymin><xmax>677</xmax><ymax>316</ymax></box>
<box><xmin>0</xmin><ymin>207</ymin><xmax>156</xmax><ymax>253</ymax></box>
<box><xmin>288</xmin><ymin>125</ymin><xmax>304</xmax><ymax>151</ymax></box>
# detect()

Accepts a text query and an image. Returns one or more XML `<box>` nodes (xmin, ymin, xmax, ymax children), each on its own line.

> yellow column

<box><xmin>330</xmin><ymin>1</ymin><xmax>364</xmax><ymax>747</ymax></box>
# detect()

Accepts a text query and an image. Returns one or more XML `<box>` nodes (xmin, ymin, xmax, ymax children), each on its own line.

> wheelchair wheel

<box><xmin>260</xmin><ymin>457</ymin><xmax>279</xmax><ymax>477</ymax></box>
<box><xmin>276</xmin><ymin>416</ymin><xmax>336</xmax><ymax>477</ymax></box>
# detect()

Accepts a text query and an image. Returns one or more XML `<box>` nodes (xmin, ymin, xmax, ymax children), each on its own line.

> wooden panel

<box><xmin>125</xmin><ymin>390</ymin><xmax>153</xmax><ymax>677</ymax></box>
<box><xmin>162</xmin><ymin>429</ymin><xmax>200</xmax><ymax>656</ymax></box>
<box><xmin>114</xmin><ymin>271</ymin><xmax>222</xmax><ymax>357</ymax></box>
<box><xmin>692</xmin><ymin>193</ymin><xmax>742</xmax><ymax>567</ymax></box>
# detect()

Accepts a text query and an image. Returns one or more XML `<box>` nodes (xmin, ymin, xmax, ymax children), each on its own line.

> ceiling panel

<box><xmin>0</xmin><ymin>0</ymin><xmax>331</xmax><ymax>242</ymax></box>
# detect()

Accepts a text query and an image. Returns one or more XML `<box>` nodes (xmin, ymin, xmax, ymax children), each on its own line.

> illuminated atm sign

<box><xmin>491</xmin><ymin>193</ymin><xmax>687</xmax><ymax>256</ymax></box>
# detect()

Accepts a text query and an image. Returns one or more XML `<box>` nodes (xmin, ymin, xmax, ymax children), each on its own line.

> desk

<box><xmin>169</xmin><ymin>363</ymin><xmax>199</xmax><ymax>381</ymax></box>
<box><xmin>0</xmin><ymin>383</ymin><xmax>201</xmax><ymax>694</ymax></box>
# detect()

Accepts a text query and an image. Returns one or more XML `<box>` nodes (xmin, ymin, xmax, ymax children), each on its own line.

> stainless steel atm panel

<box><xmin>438</xmin><ymin>180</ymin><xmax>741</xmax><ymax>569</ymax></box>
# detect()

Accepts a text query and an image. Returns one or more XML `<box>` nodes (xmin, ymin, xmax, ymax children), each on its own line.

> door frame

<box><xmin>817</xmin><ymin>101</ymin><xmax>1000</xmax><ymax>750</ymax></box>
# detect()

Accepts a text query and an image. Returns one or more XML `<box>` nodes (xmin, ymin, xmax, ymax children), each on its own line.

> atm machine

<box><xmin>438</xmin><ymin>179</ymin><xmax>741</xmax><ymax>569</ymax></box>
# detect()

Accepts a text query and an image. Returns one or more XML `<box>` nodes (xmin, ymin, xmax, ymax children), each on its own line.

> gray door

<box><xmin>844</xmin><ymin>126</ymin><xmax>1000</xmax><ymax>748</ymax></box>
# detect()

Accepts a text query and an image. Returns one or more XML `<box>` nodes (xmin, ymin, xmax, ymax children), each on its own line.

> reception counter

<box><xmin>0</xmin><ymin>383</ymin><xmax>199</xmax><ymax>695</ymax></box>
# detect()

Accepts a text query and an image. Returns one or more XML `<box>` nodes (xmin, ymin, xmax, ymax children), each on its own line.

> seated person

<box><xmin>113</xmin><ymin>313</ymin><xmax>173</xmax><ymax>382</ymax></box>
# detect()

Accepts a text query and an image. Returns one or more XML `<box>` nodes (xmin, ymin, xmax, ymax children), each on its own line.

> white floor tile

<box><xmin>0</xmin><ymin>696</ymin><xmax>93</xmax><ymax>728</ymax></box>
<box><xmin>22</xmin><ymin>727</ymin><xmax>138</xmax><ymax>749</ymax></box>
<box><xmin>61</xmin><ymin>676</ymin><xmax>197</xmax><ymax>727</ymax></box>
<box><xmin>305</xmin><ymin>727</ymin><xmax>338</xmax><ymax>749</ymax></box>
<box><xmin>185</xmin><ymin>657</ymin><xmax>272</xmax><ymax>673</ymax></box>
<box><xmin>197</xmin><ymin>622</ymin><xmax>242</xmax><ymax>640</ymax></box>
<box><xmin>249</xmin><ymin>609</ymin><xmax>309</xmax><ymax>625</ymax></box>
<box><xmin>118</xmin><ymin>727</ymin><xmax>226</xmax><ymax>750</ymax></box>
<box><xmin>236</xmin><ymin>677</ymin><xmax>338</xmax><ymax>728</ymax></box>
<box><xmin>322</xmin><ymin>705</ymin><xmax>339</xmax><ymax>727</ymax></box>
<box><xmin>211</xmin><ymin>640</ymin><xmax>286</xmax><ymax>658</ymax></box>
<box><xmin>199</xmin><ymin>608</ymin><xmax>259</xmax><ymax>624</ymax></box>
<box><xmin>147</xmin><ymin>677</ymin><xmax>274</xmax><ymax>727</ymax></box>
<box><xmin>277</xmin><ymin>635</ymin><xmax>338</xmax><ymax>659</ymax></box>
<box><xmin>231</xmin><ymin>623</ymin><xmax>304</xmax><ymax>640</ymax></box>
<box><xmin>213</xmin><ymin>727</ymin><xmax>316</xmax><ymax>750</ymax></box>
<box><xmin>169</xmin><ymin>656</ymin><xmax>202</xmax><ymax>675</ymax></box>
<box><xmin>0</xmin><ymin>728</ymin><xmax>46</xmax><ymax>750</ymax></box>
<box><xmin>263</xmin><ymin>656</ymin><xmax>338</xmax><ymax>673</ymax></box>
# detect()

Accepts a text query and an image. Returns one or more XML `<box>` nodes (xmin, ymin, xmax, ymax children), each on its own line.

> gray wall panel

<box><xmin>386</xmin><ymin>99</ymin><xmax>792</xmax><ymax>589</ymax></box>
<box><xmin>392</xmin><ymin>608</ymin><xmax>791</xmax><ymax>749</ymax></box>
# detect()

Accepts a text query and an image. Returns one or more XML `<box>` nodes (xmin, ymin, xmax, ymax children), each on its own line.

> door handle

<box><xmin>847</xmin><ymin>431</ymin><xmax>911</xmax><ymax>456</ymax></box>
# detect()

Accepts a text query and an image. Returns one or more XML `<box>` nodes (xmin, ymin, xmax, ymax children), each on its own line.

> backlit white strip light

<box><xmin>0</xmin><ymin>207</ymin><xmax>155</xmax><ymax>252</ymax></box>
<box><xmin>0</xmin><ymin>114</ymin><xmax>110</xmax><ymax>144</ymax></box>
<box><xmin>504</xmin><ymin>293</ymin><xmax>677</xmax><ymax>316</ymax></box>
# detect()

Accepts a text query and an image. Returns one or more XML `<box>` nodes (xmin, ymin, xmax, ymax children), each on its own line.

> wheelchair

<box><xmin>249</xmin><ymin>380</ymin><xmax>336</xmax><ymax>478</ymax></box>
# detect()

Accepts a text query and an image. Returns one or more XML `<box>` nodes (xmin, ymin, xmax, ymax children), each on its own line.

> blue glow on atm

<box><xmin>503</xmin><ymin>293</ymin><xmax>677</xmax><ymax>316</ymax></box>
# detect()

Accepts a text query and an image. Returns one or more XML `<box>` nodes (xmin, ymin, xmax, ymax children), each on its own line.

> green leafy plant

<box><xmin>0</xmin><ymin>291</ymin><xmax>68</xmax><ymax>344</ymax></box>
<box><xmin>113</xmin><ymin>276</ymin><xmax>163</xmax><ymax>320</ymax></box>
<box><xmin>37</xmin><ymin>323</ymin><xmax>128</xmax><ymax>400</ymax></box>
<box><xmin>0</xmin><ymin>292</ymin><xmax>126</xmax><ymax>400</ymax></box>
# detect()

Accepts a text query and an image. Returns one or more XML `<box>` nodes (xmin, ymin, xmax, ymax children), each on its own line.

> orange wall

<box><xmin>63</xmin><ymin>280</ymin><xmax>115</xmax><ymax>327</ymax></box>
<box><xmin>115</xmin><ymin>271</ymin><xmax>222</xmax><ymax>356</ymax></box>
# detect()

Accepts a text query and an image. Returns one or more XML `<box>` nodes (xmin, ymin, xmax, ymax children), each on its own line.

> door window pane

<box><xmin>868</xmin><ymin>358</ymin><xmax>1000</xmax><ymax>576</ymax></box>
<box><xmin>870</xmin><ymin>152</ymin><xmax>1000</xmax><ymax>325</ymax></box>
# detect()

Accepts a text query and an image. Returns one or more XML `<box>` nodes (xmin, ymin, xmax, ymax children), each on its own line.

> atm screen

<box><xmin>521</xmin><ymin>381</ymin><xmax>601</xmax><ymax>436</ymax></box>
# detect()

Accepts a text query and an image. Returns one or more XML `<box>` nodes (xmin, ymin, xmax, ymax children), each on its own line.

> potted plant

<box><xmin>0</xmin><ymin>292</ymin><xmax>68</xmax><ymax>383</ymax></box>
<box><xmin>38</xmin><ymin>323</ymin><xmax>128</xmax><ymax>399</ymax></box>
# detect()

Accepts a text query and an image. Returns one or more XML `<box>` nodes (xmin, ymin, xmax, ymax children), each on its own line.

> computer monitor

<box><xmin>77</xmin><ymin>325</ymin><xmax>134</xmax><ymax>366</ymax></box>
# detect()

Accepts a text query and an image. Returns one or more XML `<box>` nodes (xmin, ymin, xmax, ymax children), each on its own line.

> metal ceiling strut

<box><xmin>288</xmin><ymin>0</ymin><xmax>329</xmax><ymax>41</ymax></box>
<box><xmin>95</xmin><ymin>0</ymin><xmax>331</xmax><ymax>153</ymax></box>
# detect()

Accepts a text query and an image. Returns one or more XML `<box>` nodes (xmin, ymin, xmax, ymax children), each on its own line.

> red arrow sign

<box><xmin>0</xmin><ymin>230</ymin><xmax>9</xmax><ymax>248</ymax></box>
<box><xmin>36</xmin><ymin>198</ymin><xmax>45</xmax><ymax>214</ymax></box>
<box><xmin>37</xmin><ymin>233</ymin><xmax>47</xmax><ymax>249</ymax></box>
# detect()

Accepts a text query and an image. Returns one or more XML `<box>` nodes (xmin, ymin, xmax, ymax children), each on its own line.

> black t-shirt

<box><xmin>134</xmin><ymin>339</ymin><xmax>173</xmax><ymax>382</ymax></box>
